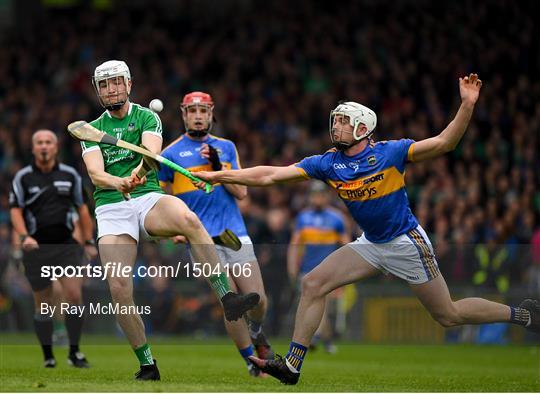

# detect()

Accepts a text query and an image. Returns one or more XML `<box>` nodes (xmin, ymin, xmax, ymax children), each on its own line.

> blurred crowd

<box><xmin>1</xmin><ymin>0</ymin><xmax>539</xmax><ymax>334</ymax></box>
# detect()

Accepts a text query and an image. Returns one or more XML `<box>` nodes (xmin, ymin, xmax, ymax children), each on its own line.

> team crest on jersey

<box><xmin>367</xmin><ymin>155</ymin><xmax>376</xmax><ymax>166</ymax></box>
<box><xmin>128</xmin><ymin>122</ymin><xmax>135</xmax><ymax>132</ymax></box>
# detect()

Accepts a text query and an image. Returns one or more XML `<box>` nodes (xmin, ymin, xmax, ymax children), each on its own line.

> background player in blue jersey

<box><xmin>193</xmin><ymin>74</ymin><xmax>540</xmax><ymax>384</ymax></box>
<box><xmin>287</xmin><ymin>181</ymin><xmax>349</xmax><ymax>353</ymax></box>
<box><xmin>158</xmin><ymin>92</ymin><xmax>274</xmax><ymax>376</ymax></box>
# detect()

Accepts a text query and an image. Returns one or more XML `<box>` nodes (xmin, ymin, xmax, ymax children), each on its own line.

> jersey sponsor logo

<box><xmin>179</xmin><ymin>151</ymin><xmax>193</xmax><ymax>157</ymax></box>
<box><xmin>363</xmin><ymin>173</ymin><xmax>384</xmax><ymax>185</ymax></box>
<box><xmin>327</xmin><ymin>167</ymin><xmax>405</xmax><ymax>202</ymax></box>
<box><xmin>331</xmin><ymin>173</ymin><xmax>384</xmax><ymax>191</ymax></box>
<box><xmin>103</xmin><ymin>148</ymin><xmax>135</xmax><ymax>165</ymax></box>
<box><xmin>343</xmin><ymin>186</ymin><xmax>377</xmax><ymax>199</ymax></box>
<box><xmin>333</xmin><ymin>163</ymin><xmax>347</xmax><ymax>170</ymax></box>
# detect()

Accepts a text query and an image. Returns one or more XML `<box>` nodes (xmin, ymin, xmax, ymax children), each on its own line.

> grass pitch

<box><xmin>0</xmin><ymin>335</ymin><xmax>538</xmax><ymax>392</ymax></box>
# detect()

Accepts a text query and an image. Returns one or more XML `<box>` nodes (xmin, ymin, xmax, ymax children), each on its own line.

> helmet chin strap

<box><xmin>105</xmin><ymin>101</ymin><xmax>126</xmax><ymax>111</ymax></box>
<box><xmin>332</xmin><ymin>137</ymin><xmax>364</xmax><ymax>151</ymax></box>
<box><xmin>332</xmin><ymin>141</ymin><xmax>350</xmax><ymax>151</ymax></box>
<box><xmin>187</xmin><ymin>129</ymin><xmax>209</xmax><ymax>137</ymax></box>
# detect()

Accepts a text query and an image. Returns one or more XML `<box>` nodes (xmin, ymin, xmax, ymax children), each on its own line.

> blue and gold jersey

<box><xmin>295</xmin><ymin>139</ymin><xmax>418</xmax><ymax>243</ymax></box>
<box><xmin>158</xmin><ymin>134</ymin><xmax>248</xmax><ymax>238</ymax></box>
<box><xmin>295</xmin><ymin>208</ymin><xmax>346</xmax><ymax>274</ymax></box>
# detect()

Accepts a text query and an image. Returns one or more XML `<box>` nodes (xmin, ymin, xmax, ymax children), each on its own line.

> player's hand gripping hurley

<box><xmin>67</xmin><ymin>120</ymin><xmax>212</xmax><ymax>193</ymax></box>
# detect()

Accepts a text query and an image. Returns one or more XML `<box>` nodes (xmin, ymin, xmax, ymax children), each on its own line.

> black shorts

<box><xmin>22</xmin><ymin>239</ymin><xmax>83</xmax><ymax>291</ymax></box>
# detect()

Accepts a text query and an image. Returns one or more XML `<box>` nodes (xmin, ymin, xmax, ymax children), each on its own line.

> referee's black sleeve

<box><xmin>9</xmin><ymin>166</ymin><xmax>31</xmax><ymax>208</ymax></box>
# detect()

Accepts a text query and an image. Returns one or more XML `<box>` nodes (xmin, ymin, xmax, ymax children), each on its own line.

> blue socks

<box><xmin>510</xmin><ymin>306</ymin><xmax>531</xmax><ymax>326</ymax></box>
<box><xmin>285</xmin><ymin>342</ymin><xmax>307</xmax><ymax>372</ymax></box>
<box><xmin>239</xmin><ymin>345</ymin><xmax>254</xmax><ymax>365</ymax></box>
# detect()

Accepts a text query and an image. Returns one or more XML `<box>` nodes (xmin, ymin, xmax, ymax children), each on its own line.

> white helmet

<box><xmin>92</xmin><ymin>60</ymin><xmax>132</xmax><ymax>111</ymax></box>
<box><xmin>329</xmin><ymin>101</ymin><xmax>377</xmax><ymax>149</ymax></box>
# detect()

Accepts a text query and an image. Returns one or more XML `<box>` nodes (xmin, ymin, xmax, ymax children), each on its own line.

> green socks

<box><xmin>134</xmin><ymin>343</ymin><xmax>154</xmax><ymax>366</ymax></box>
<box><xmin>209</xmin><ymin>272</ymin><xmax>231</xmax><ymax>299</ymax></box>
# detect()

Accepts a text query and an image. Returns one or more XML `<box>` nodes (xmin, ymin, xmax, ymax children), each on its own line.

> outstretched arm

<box><xmin>410</xmin><ymin>73</ymin><xmax>483</xmax><ymax>162</ymax></box>
<box><xmin>193</xmin><ymin>164</ymin><xmax>306</xmax><ymax>187</ymax></box>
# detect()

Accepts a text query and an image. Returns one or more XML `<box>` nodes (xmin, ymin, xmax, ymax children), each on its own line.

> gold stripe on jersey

<box><xmin>327</xmin><ymin>166</ymin><xmax>405</xmax><ymax>202</ymax></box>
<box><xmin>407</xmin><ymin>143</ymin><xmax>415</xmax><ymax>162</ymax></box>
<box><xmin>168</xmin><ymin>162</ymin><xmax>232</xmax><ymax>195</ymax></box>
<box><xmin>295</xmin><ymin>166</ymin><xmax>310</xmax><ymax>179</ymax></box>
<box><xmin>299</xmin><ymin>228</ymin><xmax>340</xmax><ymax>244</ymax></box>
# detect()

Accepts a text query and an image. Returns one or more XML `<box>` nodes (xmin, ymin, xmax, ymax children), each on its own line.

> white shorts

<box><xmin>348</xmin><ymin>225</ymin><xmax>440</xmax><ymax>284</ymax></box>
<box><xmin>190</xmin><ymin>235</ymin><xmax>257</xmax><ymax>267</ymax></box>
<box><xmin>95</xmin><ymin>192</ymin><xmax>164</xmax><ymax>243</ymax></box>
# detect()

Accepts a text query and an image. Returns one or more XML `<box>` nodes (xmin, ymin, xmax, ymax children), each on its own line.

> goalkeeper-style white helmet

<box><xmin>329</xmin><ymin>101</ymin><xmax>377</xmax><ymax>149</ymax></box>
<box><xmin>92</xmin><ymin>60</ymin><xmax>132</xmax><ymax>111</ymax></box>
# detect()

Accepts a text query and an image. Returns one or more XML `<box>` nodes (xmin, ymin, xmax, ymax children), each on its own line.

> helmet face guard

<box><xmin>93</xmin><ymin>60</ymin><xmax>131</xmax><ymax>111</ymax></box>
<box><xmin>181</xmin><ymin>92</ymin><xmax>214</xmax><ymax>137</ymax></box>
<box><xmin>329</xmin><ymin>102</ymin><xmax>377</xmax><ymax>150</ymax></box>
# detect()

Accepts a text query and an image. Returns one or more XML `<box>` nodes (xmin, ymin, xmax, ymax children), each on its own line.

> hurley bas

<box><xmin>41</xmin><ymin>302</ymin><xmax>151</xmax><ymax>318</ymax></box>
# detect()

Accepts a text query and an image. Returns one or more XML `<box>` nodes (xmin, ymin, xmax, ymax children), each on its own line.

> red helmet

<box><xmin>181</xmin><ymin>91</ymin><xmax>215</xmax><ymax>137</ymax></box>
<box><xmin>181</xmin><ymin>91</ymin><xmax>214</xmax><ymax>108</ymax></box>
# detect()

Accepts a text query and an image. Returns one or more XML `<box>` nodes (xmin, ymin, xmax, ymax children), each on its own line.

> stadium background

<box><xmin>0</xmin><ymin>0</ymin><xmax>539</xmax><ymax>347</ymax></box>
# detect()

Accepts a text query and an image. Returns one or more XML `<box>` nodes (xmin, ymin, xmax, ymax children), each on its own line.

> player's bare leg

<box><xmin>292</xmin><ymin>246</ymin><xmax>378</xmax><ymax>345</ymax></box>
<box><xmin>221</xmin><ymin>278</ymin><xmax>260</xmax><ymax>376</ymax></box>
<box><xmin>144</xmin><ymin>195</ymin><xmax>259</xmax><ymax>321</ymax></box>
<box><xmin>58</xmin><ymin>275</ymin><xmax>89</xmax><ymax>367</ymax></box>
<box><xmin>312</xmin><ymin>297</ymin><xmax>336</xmax><ymax>353</ymax></box>
<box><xmin>223</xmin><ymin>279</ymin><xmax>251</xmax><ymax>348</ymax></box>
<box><xmin>98</xmin><ymin>234</ymin><xmax>144</xmax><ymax>345</ymax></box>
<box><xmin>99</xmin><ymin>233</ymin><xmax>159</xmax><ymax>380</ymax></box>
<box><xmin>231</xmin><ymin>261</ymin><xmax>274</xmax><ymax>360</ymax></box>
<box><xmin>411</xmin><ymin>274</ymin><xmax>532</xmax><ymax>327</ymax></box>
<box><xmin>250</xmin><ymin>245</ymin><xmax>379</xmax><ymax>384</ymax></box>
<box><xmin>232</xmin><ymin>261</ymin><xmax>267</xmax><ymax>322</ymax></box>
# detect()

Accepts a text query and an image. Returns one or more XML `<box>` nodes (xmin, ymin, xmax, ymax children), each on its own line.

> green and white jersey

<box><xmin>81</xmin><ymin>103</ymin><xmax>164</xmax><ymax>208</ymax></box>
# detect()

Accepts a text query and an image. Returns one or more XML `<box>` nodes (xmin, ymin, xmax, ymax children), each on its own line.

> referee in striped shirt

<box><xmin>9</xmin><ymin>130</ymin><xmax>97</xmax><ymax>368</ymax></box>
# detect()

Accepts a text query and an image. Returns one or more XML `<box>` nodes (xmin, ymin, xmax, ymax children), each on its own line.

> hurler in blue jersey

<box><xmin>159</xmin><ymin>92</ymin><xmax>274</xmax><ymax>377</ymax></box>
<box><xmin>193</xmin><ymin>74</ymin><xmax>540</xmax><ymax>385</ymax></box>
